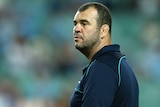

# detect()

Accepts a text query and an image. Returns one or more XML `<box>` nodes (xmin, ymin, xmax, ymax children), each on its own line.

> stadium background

<box><xmin>0</xmin><ymin>0</ymin><xmax>160</xmax><ymax>107</ymax></box>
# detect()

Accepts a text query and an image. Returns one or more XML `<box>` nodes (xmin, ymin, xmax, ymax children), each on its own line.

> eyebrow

<box><xmin>73</xmin><ymin>19</ymin><xmax>89</xmax><ymax>24</ymax></box>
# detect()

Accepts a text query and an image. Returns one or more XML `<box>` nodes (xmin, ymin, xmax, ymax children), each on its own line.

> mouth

<box><xmin>74</xmin><ymin>35</ymin><xmax>82</xmax><ymax>42</ymax></box>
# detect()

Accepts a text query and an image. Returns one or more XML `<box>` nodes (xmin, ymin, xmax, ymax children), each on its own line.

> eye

<box><xmin>73</xmin><ymin>21</ymin><xmax>77</xmax><ymax>26</ymax></box>
<box><xmin>81</xmin><ymin>22</ymin><xmax>87</xmax><ymax>26</ymax></box>
<box><xmin>80</xmin><ymin>20</ymin><xmax>89</xmax><ymax>26</ymax></box>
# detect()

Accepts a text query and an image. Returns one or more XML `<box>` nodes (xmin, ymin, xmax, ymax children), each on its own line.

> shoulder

<box><xmin>86</xmin><ymin>60</ymin><xmax>118</xmax><ymax>80</ymax></box>
<box><xmin>83</xmin><ymin>60</ymin><xmax>119</xmax><ymax>90</ymax></box>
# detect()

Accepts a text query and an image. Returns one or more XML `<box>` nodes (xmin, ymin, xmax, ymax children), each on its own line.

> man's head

<box><xmin>73</xmin><ymin>2</ymin><xmax>112</xmax><ymax>59</ymax></box>
<box><xmin>78</xmin><ymin>2</ymin><xmax>112</xmax><ymax>35</ymax></box>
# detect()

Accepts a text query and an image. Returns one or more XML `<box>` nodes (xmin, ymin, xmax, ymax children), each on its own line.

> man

<box><xmin>70</xmin><ymin>2</ymin><xmax>139</xmax><ymax>107</ymax></box>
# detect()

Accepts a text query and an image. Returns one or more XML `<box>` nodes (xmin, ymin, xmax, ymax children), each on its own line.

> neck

<box><xmin>87</xmin><ymin>39</ymin><xmax>112</xmax><ymax>61</ymax></box>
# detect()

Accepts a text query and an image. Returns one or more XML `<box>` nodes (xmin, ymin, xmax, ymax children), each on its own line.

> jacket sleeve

<box><xmin>82</xmin><ymin>61</ymin><xmax>118</xmax><ymax>107</ymax></box>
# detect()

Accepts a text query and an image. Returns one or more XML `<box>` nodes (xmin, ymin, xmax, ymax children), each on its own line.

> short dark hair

<box><xmin>78</xmin><ymin>2</ymin><xmax>112</xmax><ymax>35</ymax></box>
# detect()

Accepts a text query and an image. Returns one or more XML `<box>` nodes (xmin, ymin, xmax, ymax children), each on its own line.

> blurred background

<box><xmin>0</xmin><ymin>0</ymin><xmax>160</xmax><ymax>107</ymax></box>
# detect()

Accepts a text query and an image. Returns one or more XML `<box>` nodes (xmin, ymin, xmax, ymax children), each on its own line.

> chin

<box><xmin>75</xmin><ymin>43</ymin><xmax>80</xmax><ymax>48</ymax></box>
<box><xmin>75</xmin><ymin>45</ymin><xmax>82</xmax><ymax>50</ymax></box>
<box><xmin>75</xmin><ymin>45</ymin><xmax>81</xmax><ymax>50</ymax></box>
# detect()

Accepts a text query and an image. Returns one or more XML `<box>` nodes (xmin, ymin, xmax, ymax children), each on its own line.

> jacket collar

<box><xmin>82</xmin><ymin>44</ymin><xmax>120</xmax><ymax>74</ymax></box>
<box><xmin>91</xmin><ymin>44</ymin><xmax>120</xmax><ymax>62</ymax></box>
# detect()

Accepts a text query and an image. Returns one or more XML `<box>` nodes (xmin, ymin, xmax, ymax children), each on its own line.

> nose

<box><xmin>73</xmin><ymin>24</ymin><xmax>81</xmax><ymax>33</ymax></box>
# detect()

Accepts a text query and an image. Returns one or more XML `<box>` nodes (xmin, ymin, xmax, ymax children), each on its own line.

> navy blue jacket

<box><xmin>70</xmin><ymin>44</ymin><xmax>139</xmax><ymax>107</ymax></box>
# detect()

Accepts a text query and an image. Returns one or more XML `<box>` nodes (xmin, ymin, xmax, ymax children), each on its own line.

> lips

<box><xmin>74</xmin><ymin>36</ymin><xmax>81</xmax><ymax>39</ymax></box>
<box><xmin>74</xmin><ymin>37</ymin><xmax>81</xmax><ymax>42</ymax></box>
<box><xmin>74</xmin><ymin>35</ymin><xmax>82</xmax><ymax>41</ymax></box>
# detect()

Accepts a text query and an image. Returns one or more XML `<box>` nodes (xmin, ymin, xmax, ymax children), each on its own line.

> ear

<box><xmin>100</xmin><ymin>24</ymin><xmax>109</xmax><ymax>39</ymax></box>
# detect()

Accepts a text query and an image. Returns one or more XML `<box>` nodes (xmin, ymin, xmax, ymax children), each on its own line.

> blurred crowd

<box><xmin>0</xmin><ymin>0</ymin><xmax>160</xmax><ymax>107</ymax></box>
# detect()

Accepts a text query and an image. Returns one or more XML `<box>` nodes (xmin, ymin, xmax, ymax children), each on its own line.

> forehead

<box><xmin>74</xmin><ymin>7</ymin><xmax>98</xmax><ymax>22</ymax></box>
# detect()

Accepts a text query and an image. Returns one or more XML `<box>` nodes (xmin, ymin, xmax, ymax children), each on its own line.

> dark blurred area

<box><xmin>0</xmin><ymin>0</ymin><xmax>160</xmax><ymax>107</ymax></box>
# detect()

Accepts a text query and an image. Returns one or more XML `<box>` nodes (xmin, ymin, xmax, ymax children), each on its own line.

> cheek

<box><xmin>84</xmin><ymin>28</ymin><xmax>93</xmax><ymax>36</ymax></box>
<box><xmin>84</xmin><ymin>32</ymin><xmax>94</xmax><ymax>42</ymax></box>
<box><xmin>83</xmin><ymin>26</ymin><xmax>98</xmax><ymax>39</ymax></box>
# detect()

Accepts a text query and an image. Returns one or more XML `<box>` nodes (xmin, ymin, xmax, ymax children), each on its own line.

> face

<box><xmin>73</xmin><ymin>7</ymin><xmax>101</xmax><ymax>52</ymax></box>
